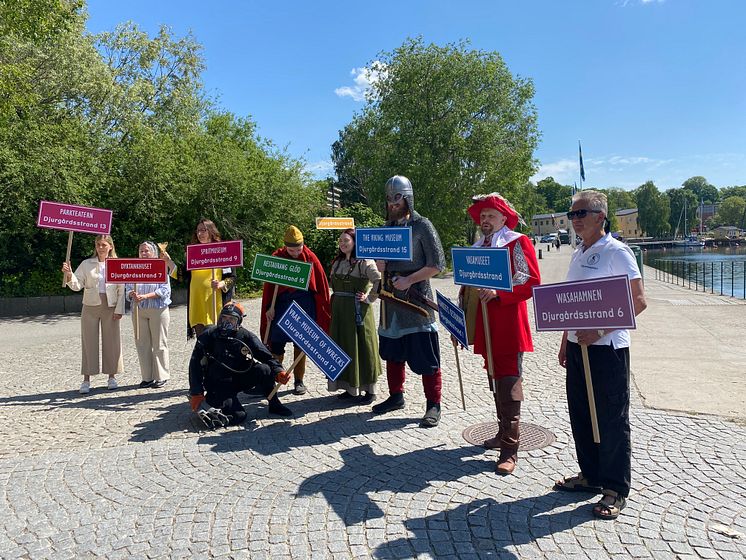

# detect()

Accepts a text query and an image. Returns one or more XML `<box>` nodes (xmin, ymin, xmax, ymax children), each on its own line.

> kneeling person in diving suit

<box><xmin>189</xmin><ymin>302</ymin><xmax>292</xmax><ymax>428</ymax></box>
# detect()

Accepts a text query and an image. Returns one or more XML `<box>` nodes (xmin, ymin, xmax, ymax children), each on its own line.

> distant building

<box><xmin>712</xmin><ymin>226</ymin><xmax>742</xmax><ymax>238</ymax></box>
<box><xmin>615</xmin><ymin>208</ymin><xmax>641</xmax><ymax>238</ymax></box>
<box><xmin>531</xmin><ymin>213</ymin><xmax>567</xmax><ymax>236</ymax></box>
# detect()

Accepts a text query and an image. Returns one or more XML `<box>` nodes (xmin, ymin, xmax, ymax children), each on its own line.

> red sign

<box><xmin>186</xmin><ymin>240</ymin><xmax>244</xmax><ymax>271</ymax></box>
<box><xmin>105</xmin><ymin>259</ymin><xmax>168</xmax><ymax>284</ymax></box>
<box><xmin>37</xmin><ymin>201</ymin><xmax>113</xmax><ymax>234</ymax></box>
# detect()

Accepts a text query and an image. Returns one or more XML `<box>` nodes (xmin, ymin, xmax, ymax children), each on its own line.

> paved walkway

<box><xmin>1</xmin><ymin>247</ymin><xmax>744</xmax><ymax>559</ymax></box>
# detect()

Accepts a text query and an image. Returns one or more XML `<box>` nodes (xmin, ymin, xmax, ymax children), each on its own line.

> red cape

<box><xmin>259</xmin><ymin>245</ymin><xmax>331</xmax><ymax>336</ymax></box>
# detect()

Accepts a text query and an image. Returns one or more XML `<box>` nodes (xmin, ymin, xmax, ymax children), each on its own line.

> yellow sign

<box><xmin>315</xmin><ymin>217</ymin><xmax>355</xmax><ymax>230</ymax></box>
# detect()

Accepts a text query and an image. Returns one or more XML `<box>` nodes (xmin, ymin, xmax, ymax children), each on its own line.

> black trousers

<box><xmin>205</xmin><ymin>363</ymin><xmax>275</xmax><ymax>425</ymax></box>
<box><xmin>566</xmin><ymin>341</ymin><xmax>632</xmax><ymax>497</ymax></box>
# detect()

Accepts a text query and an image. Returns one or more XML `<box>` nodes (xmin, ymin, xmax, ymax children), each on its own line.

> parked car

<box><xmin>540</xmin><ymin>233</ymin><xmax>557</xmax><ymax>243</ymax></box>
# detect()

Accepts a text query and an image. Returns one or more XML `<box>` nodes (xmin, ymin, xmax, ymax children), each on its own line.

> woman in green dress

<box><xmin>327</xmin><ymin>229</ymin><xmax>382</xmax><ymax>404</ymax></box>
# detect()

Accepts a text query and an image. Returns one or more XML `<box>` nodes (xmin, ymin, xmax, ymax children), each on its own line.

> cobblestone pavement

<box><xmin>1</xmin><ymin>269</ymin><xmax>745</xmax><ymax>559</ymax></box>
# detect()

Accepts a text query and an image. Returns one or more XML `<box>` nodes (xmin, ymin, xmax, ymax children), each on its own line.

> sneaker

<box><xmin>139</xmin><ymin>380</ymin><xmax>154</xmax><ymax>388</ymax></box>
<box><xmin>293</xmin><ymin>380</ymin><xmax>307</xmax><ymax>395</ymax></box>
<box><xmin>79</xmin><ymin>381</ymin><xmax>90</xmax><ymax>394</ymax></box>
<box><xmin>107</xmin><ymin>377</ymin><xmax>118</xmax><ymax>390</ymax></box>
<box><xmin>151</xmin><ymin>380</ymin><xmax>167</xmax><ymax>388</ymax></box>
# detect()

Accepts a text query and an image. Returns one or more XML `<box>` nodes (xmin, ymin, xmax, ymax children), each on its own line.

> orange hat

<box><xmin>467</xmin><ymin>193</ymin><xmax>522</xmax><ymax>230</ymax></box>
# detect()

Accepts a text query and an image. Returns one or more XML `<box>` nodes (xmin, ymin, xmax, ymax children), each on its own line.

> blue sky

<box><xmin>85</xmin><ymin>0</ymin><xmax>746</xmax><ymax>191</ymax></box>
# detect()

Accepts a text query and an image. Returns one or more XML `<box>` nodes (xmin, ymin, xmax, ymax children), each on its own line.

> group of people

<box><xmin>61</xmin><ymin>175</ymin><xmax>647</xmax><ymax>521</ymax></box>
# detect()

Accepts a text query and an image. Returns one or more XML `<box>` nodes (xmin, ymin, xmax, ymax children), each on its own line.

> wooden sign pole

<box><xmin>268</xmin><ymin>351</ymin><xmax>305</xmax><ymax>400</ymax></box>
<box><xmin>452</xmin><ymin>339</ymin><xmax>466</xmax><ymax>411</ymax></box>
<box><xmin>581</xmin><ymin>344</ymin><xmax>601</xmax><ymax>443</ymax></box>
<box><xmin>62</xmin><ymin>231</ymin><xmax>74</xmax><ymax>287</ymax></box>
<box><xmin>263</xmin><ymin>285</ymin><xmax>278</xmax><ymax>345</ymax></box>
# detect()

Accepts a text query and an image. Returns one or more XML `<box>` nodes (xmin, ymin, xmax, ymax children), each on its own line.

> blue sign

<box><xmin>277</xmin><ymin>301</ymin><xmax>351</xmax><ymax>382</ymax></box>
<box><xmin>355</xmin><ymin>227</ymin><xmax>412</xmax><ymax>261</ymax></box>
<box><xmin>436</xmin><ymin>291</ymin><xmax>469</xmax><ymax>348</ymax></box>
<box><xmin>451</xmin><ymin>247</ymin><xmax>513</xmax><ymax>291</ymax></box>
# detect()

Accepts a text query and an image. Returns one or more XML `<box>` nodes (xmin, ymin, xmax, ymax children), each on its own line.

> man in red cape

<box><xmin>460</xmin><ymin>193</ymin><xmax>540</xmax><ymax>474</ymax></box>
<box><xmin>260</xmin><ymin>225</ymin><xmax>331</xmax><ymax>395</ymax></box>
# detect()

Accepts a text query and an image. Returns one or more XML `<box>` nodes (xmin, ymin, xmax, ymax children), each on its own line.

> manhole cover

<box><xmin>462</xmin><ymin>422</ymin><xmax>556</xmax><ymax>451</ymax></box>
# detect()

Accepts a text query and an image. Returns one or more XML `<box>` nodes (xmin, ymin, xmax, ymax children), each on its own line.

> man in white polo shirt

<box><xmin>555</xmin><ymin>190</ymin><xmax>647</xmax><ymax>521</ymax></box>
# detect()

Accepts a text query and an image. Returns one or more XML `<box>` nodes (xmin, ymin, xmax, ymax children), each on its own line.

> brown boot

<box><xmin>496</xmin><ymin>400</ymin><xmax>520</xmax><ymax>475</ymax></box>
<box><xmin>484</xmin><ymin>392</ymin><xmax>502</xmax><ymax>449</ymax></box>
<box><xmin>495</xmin><ymin>377</ymin><xmax>523</xmax><ymax>475</ymax></box>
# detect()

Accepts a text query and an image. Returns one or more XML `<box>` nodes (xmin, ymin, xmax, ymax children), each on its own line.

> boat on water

<box><xmin>675</xmin><ymin>234</ymin><xmax>704</xmax><ymax>248</ymax></box>
<box><xmin>673</xmin><ymin>198</ymin><xmax>705</xmax><ymax>248</ymax></box>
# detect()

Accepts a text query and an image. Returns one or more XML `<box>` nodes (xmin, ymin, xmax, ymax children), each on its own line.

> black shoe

<box><xmin>293</xmin><ymin>380</ymin><xmax>307</xmax><ymax>395</ymax></box>
<box><xmin>337</xmin><ymin>391</ymin><xmax>354</xmax><ymax>400</ymax></box>
<box><xmin>372</xmin><ymin>393</ymin><xmax>405</xmax><ymax>414</ymax></box>
<box><xmin>268</xmin><ymin>396</ymin><xmax>292</xmax><ymax>417</ymax></box>
<box><xmin>420</xmin><ymin>401</ymin><xmax>441</xmax><ymax>428</ymax></box>
<box><xmin>151</xmin><ymin>380</ymin><xmax>167</xmax><ymax>388</ymax></box>
<box><xmin>138</xmin><ymin>380</ymin><xmax>154</xmax><ymax>388</ymax></box>
<box><xmin>358</xmin><ymin>392</ymin><xmax>375</xmax><ymax>405</ymax></box>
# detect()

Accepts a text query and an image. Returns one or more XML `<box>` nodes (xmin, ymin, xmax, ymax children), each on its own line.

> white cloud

<box><xmin>531</xmin><ymin>159</ymin><xmax>578</xmax><ymax>183</ymax></box>
<box><xmin>334</xmin><ymin>62</ymin><xmax>387</xmax><ymax>102</ymax></box>
<box><xmin>618</xmin><ymin>0</ymin><xmax>665</xmax><ymax>6</ymax></box>
<box><xmin>305</xmin><ymin>159</ymin><xmax>334</xmax><ymax>178</ymax></box>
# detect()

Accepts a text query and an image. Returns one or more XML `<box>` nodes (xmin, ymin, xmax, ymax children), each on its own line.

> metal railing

<box><xmin>654</xmin><ymin>259</ymin><xmax>746</xmax><ymax>299</ymax></box>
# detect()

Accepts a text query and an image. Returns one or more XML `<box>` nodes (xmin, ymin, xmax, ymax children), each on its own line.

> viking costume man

<box><xmin>372</xmin><ymin>175</ymin><xmax>446</xmax><ymax>428</ymax></box>
<box><xmin>460</xmin><ymin>193</ymin><xmax>540</xmax><ymax>474</ymax></box>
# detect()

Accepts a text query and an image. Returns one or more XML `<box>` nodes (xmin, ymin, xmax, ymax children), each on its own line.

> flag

<box><xmin>578</xmin><ymin>141</ymin><xmax>585</xmax><ymax>181</ymax></box>
<box><xmin>573</xmin><ymin>182</ymin><xmax>577</xmax><ymax>195</ymax></box>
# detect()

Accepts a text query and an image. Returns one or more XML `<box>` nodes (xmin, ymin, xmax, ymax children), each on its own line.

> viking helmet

<box><xmin>385</xmin><ymin>175</ymin><xmax>414</xmax><ymax>213</ymax></box>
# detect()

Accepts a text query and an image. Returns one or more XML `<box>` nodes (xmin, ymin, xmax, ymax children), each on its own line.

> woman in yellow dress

<box><xmin>187</xmin><ymin>219</ymin><xmax>235</xmax><ymax>338</ymax></box>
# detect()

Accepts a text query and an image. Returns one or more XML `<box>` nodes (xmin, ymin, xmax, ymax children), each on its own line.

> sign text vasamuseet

<box><xmin>532</xmin><ymin>275</ymin><xmax>636</xmax><ymax>332</ymax></box>
<box><xmin>355</xmin><ymin>227</ymin><xmax>412</xmax><ymax>261</ymax></box>
<box><xmin>251</xmin><ymin>254</ymin><xmax>312</xmax><ymax>290</ymax></box>
<box><xmin>277</xmin><ymin>301</ymin><xmax>350</xmax><ymax>382</ymax></box>
<box><xmin>186</xmin><ymin>240</ymin><xmax>243</xmax><ymax>271</ymax></box>
<box><xmin>105</xmin><ymin>259</ymin><xmax>168</xmax><ymax>284</ymax></box>
<box><xmin>37</xmin><ymin>201</ymin><xmax>113</xmax><ymax>235</ymax></box>
<box><xmin>451</xmin><ymin>247</ymin><xmax>513</xmax><ymax>291</ymax></box>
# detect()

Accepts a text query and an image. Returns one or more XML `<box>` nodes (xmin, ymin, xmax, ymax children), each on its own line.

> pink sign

<box><xmin>106</xmin><ymin>259</ymin><xmax>168</xmax><ymax>284</ymax></box>
<box><xmin>186</xmin><ymin>240</ymin><xmax>244</xmax><ymax>271</ymax></box>
<box><xmin>37</xmin><ymin>201</ymin><xmax>113</xmax><ymax>234</ymax></box>
<box><xmin>532</xmin><ymin>275</ymin><xmax>636</xmax><ymax>332</ymax></box>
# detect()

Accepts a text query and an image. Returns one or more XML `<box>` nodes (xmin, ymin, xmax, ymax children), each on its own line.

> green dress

<box><xmin>327</xmin><ymin>259</ymin><xmax>381</xmax><ymax>396</ymax></box>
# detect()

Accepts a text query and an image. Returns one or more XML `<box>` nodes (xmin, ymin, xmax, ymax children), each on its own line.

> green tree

<box><xmin>665</xmin><ymin>188</ymin><xmax>698</xmax><ymax>236</ymax></box>
<box><xmin>682</xmin><ymin>176</ymin><xmax>718</xmax><ymax>204</ymax></box>
<box><xmin>535</xmin><ymin>177</ymin><xmax>571</xmax><ymax>212</ymax></box>
<box><xmin>635</xmin><ymin>181</ymin><xmax>670</xmax><ymax>237</ymax></box>
<box><xmin>602</xmin><ymin>187</ymin><xmax>636</xmax><ymax>232</ymax></box>
<box><xmin>712</xmin><ymin>196</ymin><xmax>746</xmax><ymax>228</ymax></box>
<box><xmin>719</xmin><ymin>185</ymin><xmax>746</xmax><ymax>201</ymax></box>
<box><xmin>332</xmin><ymin>37</ymin><xmax>539</xmax><ymax>250</ymax></box>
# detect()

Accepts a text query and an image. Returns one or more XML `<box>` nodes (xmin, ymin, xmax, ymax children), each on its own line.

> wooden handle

<box><xmin>581</xmin><ymin>344</ymin><xmax>601</xmax><ymax>443</ymax></box>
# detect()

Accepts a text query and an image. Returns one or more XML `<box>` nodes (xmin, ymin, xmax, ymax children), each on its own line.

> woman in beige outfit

<box><xmin>62</xmin><ymin>235</ymin><xmax>125</xmax><ymax>394</ymax></box>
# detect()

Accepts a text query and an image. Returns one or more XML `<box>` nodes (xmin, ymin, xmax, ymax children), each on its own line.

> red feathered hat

<box><xmin>467</xmin><ymin>193</ymin><xmax>522</xmax><ymax>230</ymax></box>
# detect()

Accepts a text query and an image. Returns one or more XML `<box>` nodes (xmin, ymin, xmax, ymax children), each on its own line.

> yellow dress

<box><xmin>189</xmin><ymin>268</ymin><xmax>222</xmax><ymax>326</ymax></box>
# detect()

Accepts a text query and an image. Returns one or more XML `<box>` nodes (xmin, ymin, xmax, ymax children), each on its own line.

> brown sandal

<box><xmin>592</xmin><ymin>490</ymin><xmax>626</xmax><ymax>520</ymax></box>
<box><xmin>553</xmin><ymin>473</ymin><xmax>603</xmax><ymax>493</ymax></box>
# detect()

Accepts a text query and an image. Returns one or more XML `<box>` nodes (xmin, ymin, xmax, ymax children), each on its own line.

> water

<box><xmin>642</xmin><ymin>245</ymin><xmax>746</xmax><ymax>298</ymax></box>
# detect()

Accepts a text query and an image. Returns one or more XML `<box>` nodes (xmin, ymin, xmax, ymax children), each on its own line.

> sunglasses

<box><xmin>566</xmin><ymin>209</ymin><xmax>602</xmax><ymax>220</ymax></box>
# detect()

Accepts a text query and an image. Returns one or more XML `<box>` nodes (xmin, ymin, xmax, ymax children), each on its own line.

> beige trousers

<box><xmin>80</xmin><ymin>294</ymin><xmax>124</xmax><ymax>376</ymax></box>
<box><xmin>132</xmin><ymin>306</ymin><xmax>170</xmax><ymax>382</ymax></box>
